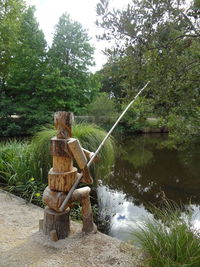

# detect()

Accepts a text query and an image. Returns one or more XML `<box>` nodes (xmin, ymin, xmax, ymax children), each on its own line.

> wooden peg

<box><xmin>39</xmin><ymin>219</ymin><xmax>44</xmax><ymax>231</ymax></box>
<box><xmin>50</xmin><ymin>230</ymin><xmax>58</xmax><ymax>242</ymax></box>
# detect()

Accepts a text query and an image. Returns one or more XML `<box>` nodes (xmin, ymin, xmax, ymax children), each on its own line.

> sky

<box><xmin>26</xmin><ymin>0</ymin><xmax>130</xmax><ymax>72</ymax></box>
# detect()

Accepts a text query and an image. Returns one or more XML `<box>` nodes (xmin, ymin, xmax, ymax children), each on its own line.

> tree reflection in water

<box><xmin>97</xmin><ymin>134</ymin><xmax>200</xmax><ymax>241</ymax></box>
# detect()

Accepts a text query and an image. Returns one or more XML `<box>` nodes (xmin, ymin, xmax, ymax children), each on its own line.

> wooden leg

<box><xmin>72</xmin><ymin>187</ymin><xmax>96</xmax><ymax>234</ymax></box>
<box><xmin>81</xmin><ymin>194</ymin><xmax>96</xmax><ymax>234</ymax></box>
<box><xmin>43</xmin><ymin>207</ymin><xmax>70</xmax><ymax>240</ymax></box>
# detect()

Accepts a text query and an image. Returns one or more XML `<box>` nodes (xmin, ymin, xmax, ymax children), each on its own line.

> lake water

<box><xmin>97</xmin><ymin>134</ymin><xmax>200</xmax><ymax>241</ymax></box>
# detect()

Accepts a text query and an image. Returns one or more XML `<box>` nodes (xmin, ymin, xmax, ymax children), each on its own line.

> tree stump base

<box><xmin>43</xmin><ymin>207</ymin><xmax>70</xmax><ymax>241</ymax></box>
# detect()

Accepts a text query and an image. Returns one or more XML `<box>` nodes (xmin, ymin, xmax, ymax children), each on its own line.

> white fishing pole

<box><xmin>59</xmin><ymin>81</ymin><xmax>150</xmax><ymax>212</ymax></box>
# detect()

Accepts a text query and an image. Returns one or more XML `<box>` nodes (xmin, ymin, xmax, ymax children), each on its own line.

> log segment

<box><xmin>54</xmin><ymin>111</ymin><xmax>73</xmax><ymax>139</ymax></box>
<box><xmin>52</xmin><ymin>156</ymin><xmax>73</xmax><ymax>173</ymax></box>
<box><xmin>50</xmin><ymin>137</ymin><xmax>72</xmax><ymax>157</ymax></box>
<box><xmin>81</xmin><ymin>192</ymin><xmax>95</xmax><ymax>234</ymax></box>
<box><xmin>43</xmin><ymin>186</ymin><xmax>67</xmax><ymax>212</ymax></box>
<box><xmin>48</xmin><ymin>167</ymin><xmax>77</xmax><ymax>192</ymax></box>
<box><xmin>67</xmin><ymin>138</ymin><xmax>87</xmax><ymax>169</ymax></box>
<box><xmin>43</xmin><ymin>207</ymin><xmax>70</xmax><ymax>240</ymax></box>
<box><xmin>67</xmin><ymin>138</ymin><xmax>93</xmax><ymax>184</ymax></box>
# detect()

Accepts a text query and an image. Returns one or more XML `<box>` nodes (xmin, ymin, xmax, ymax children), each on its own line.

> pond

<box><xmin>97</xmin><ymin>134</ymin><xmax>200</xmax><ymax>241</ymax></box>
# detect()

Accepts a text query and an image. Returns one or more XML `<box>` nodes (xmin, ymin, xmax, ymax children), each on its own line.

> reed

<box><xmin>0</xmin><ymin>140</ymin><xmax>31</xmax><ymax>185</ymax></box>
<box><xmin>134</xmin><ymin>201</ymin><xmax>200</xmax><ymax>267</ymax></box>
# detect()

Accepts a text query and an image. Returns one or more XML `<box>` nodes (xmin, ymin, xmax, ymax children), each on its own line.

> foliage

<box><xmin>46</xmin><ymin>13</ymin><xmax>98</xmax><ymax>114</ymax></box>
<box><xmin>0</xmin><ymin>140</ymin><xmax>31</xmax><ymax>185</ymax></box>
<box><xmin>0</xmin><ymin>1</ymin><xmax>100</xmax><ymax>136</ymax></box>
<box><xmin>96</xmin><ymin>0</ymin><xmax>200</xmax><ymax>144</ymax></box>
<box><xmin>87</xmin><ymin>92</ymin><xmax>118</xmax><ymax>128</ymax></box>
<box><xmin>120</xmin><ymin>97</ymin><xmax>154</xmax><ymax>133</ymax></box>
<box><xmin>97</xmin><ymin>61</ymin><xmax>127</xmax><ymax>102</ymax></box>
<box><xmin>0</xmin><ymin>0</ymin><xmax>25</xmax><ymax>87</ymax></box>
<box><xmin>9</xmin><ymin>178</ymin><xmax>45</xmax><ymax>206</ymax></box>
<box><xmin>0</xmin><ymin>140</ymin><xmax>45</xmax><ymax>206</ymax></box>
<box><xmin>134</xmin><ymin>201</ymin><xmax>200</xmax><ymax>267</ymax></box>
<box><xmin>160</xmin><ymin>108</ymin><xmax>200</xmax><ymax>149</ymax></box>
<box><xmin>0</xmin><ymin>4</ymin><xmax>51</xmax><ymax>136</ymax></box>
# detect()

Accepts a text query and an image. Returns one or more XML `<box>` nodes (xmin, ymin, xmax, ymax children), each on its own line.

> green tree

<box><xmin>0</xmin><ymin>5</ymin><xmax>50</xmax><ymax>135</ymax></box>
<box><xmin>46</xmin><ymin>13</ymin><xmax>98</xmax><ymax>114</ymax></box>
<box><xmin>97</xmin><ymin>60</ymin><xmax>127</xmax><ymax>102</ymax></box>
<box><xmin>0</xmin><ymin>0</ymin><xmax>25</xmax><ymax>89</ymax></box>
<box><xmin>0</xmin><ymin>0</ymin><xmax>26</xmax><ymax>135</ymax></box>
<box><xmin>8</xmin><ymin>6</ymin><xmax>49</xmax><ymax>135</ymax></box>
<box><xmin>96</xmin><ymin>0</ymin><xmax>200</xmax><ymax>142</ymax></box>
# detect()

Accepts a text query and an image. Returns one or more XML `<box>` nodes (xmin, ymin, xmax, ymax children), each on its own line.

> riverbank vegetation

<box><xmin>134</xmin><ymin>201</ymin><xmax>200</xmax><ymax>267</ymax></box>
<box><xmin>1</xmin><ymin>2</ymin><xmax>199</xmax><ymax>266</ymax></box>
<box><xmin>0</xmin><ymin>124</ymin><xmax>115</xmax><ymax>207</ymax></box>
<box><xmin>0</xmin><ymin>0</ymin><xmax>199</xmax><ymax>150</ymax></box>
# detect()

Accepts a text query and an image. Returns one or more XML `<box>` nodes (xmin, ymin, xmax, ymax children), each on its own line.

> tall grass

<box><xmin>30</xmin><ymin>123</ymin><xmax>115</xmax><ymax>181</ymax></box>
<box><xmin>134</xmin><ymin>201</ymin><xmax>200</xmax><ymax>267</ymax></box>
<box><xmin>0</xmin><ymin>123</ymin><xmax>115</xmax><ymax>190</ymax></box>
<box><xmin>0</xmin><ymin>140</ymin><xmax>32</xmax><ymax>185</ymax></box>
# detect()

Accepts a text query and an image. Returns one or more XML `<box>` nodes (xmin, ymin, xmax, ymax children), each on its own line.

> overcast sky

<box><xmin>26</xmin><ymin>0</ymin><xmax>130</xmax><ymax>71</ymax></box>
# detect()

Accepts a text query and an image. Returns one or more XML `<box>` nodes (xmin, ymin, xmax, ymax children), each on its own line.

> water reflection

<box><xmin>97</xmin><ymin>134</ymin><xmax>200</xmax><ymax>240</ymax></box>
<box><xmin>97</xmin><ymin>184</ymin><xmax>153</xmax><ymax>241</ymax></box>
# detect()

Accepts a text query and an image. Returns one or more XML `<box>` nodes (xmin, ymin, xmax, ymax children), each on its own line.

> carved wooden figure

<box><xmin>42</xmin><ymin>111</ymin><xmax>97</xmax><ymax>241</ymax></box>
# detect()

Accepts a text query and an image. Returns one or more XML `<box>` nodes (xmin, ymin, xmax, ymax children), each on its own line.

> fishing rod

<box><xmin>59</xmin><ymin>81</ymin><xmax>150</xmax><ymax>212</ymax></box>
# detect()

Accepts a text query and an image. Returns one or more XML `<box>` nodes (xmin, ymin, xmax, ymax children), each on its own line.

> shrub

<box><xmin>134</xmin><ymin>201</ymin><xmax>200</xmax><ymax>267</ymax></box>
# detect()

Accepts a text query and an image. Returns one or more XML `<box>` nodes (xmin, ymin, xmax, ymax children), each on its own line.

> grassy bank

<box><xmin>134</xmin><ymin>202</ymin><xmax>200</xmax><ymax>267</ymax></box>
<box><xmin>0</xmin><ymin>123</ymin><xmax>115</xmax><ymax>207</ymax></box>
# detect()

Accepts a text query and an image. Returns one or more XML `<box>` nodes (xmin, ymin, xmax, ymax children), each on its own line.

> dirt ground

<box><xmin>0</xmin><ymin>190</ymin><xmax>144</xmax><ymax>267</ymax></box>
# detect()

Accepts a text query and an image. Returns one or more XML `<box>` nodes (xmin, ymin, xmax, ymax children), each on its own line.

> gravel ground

<box><xmin>0</xmin><ymin>190</ymin><xmax>144</xmax><ymax>267</ymax></box>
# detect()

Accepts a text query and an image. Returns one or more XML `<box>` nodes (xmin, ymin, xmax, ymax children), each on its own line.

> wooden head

<box><xmin>54</xmin><ymin>111</ymin><xmax>74</xmax><ymax>139</ymax></box>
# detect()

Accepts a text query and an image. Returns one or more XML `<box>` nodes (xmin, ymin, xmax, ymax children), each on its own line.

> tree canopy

<box><xmin>96</xmin><ymin>0</ymin><xmax>200</xmax><ymax>144</ymax></box>
<box><xmin>0</xmin><ymin>1</ymin><xmax>99</xmax><ymax>136</ymax></box>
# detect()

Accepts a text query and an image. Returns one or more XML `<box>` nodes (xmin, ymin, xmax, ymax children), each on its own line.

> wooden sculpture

<box><xmin>41</xmin><ymin>111</ymin><xmax>97</xmax><ymax>241</ymax></box>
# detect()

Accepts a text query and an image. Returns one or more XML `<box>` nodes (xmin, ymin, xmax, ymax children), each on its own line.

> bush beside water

<box><xmin>134</xmin><ymin>201</ymin><xmax>200</xmax><ymax>267</ymax></box>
